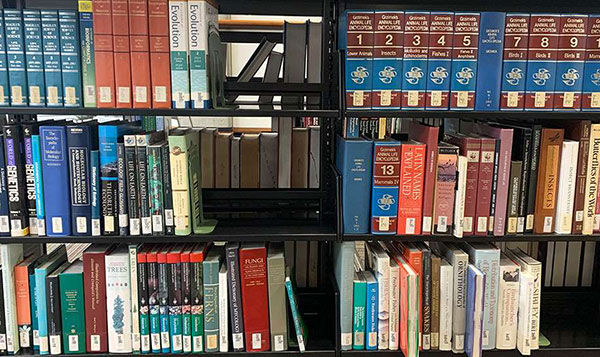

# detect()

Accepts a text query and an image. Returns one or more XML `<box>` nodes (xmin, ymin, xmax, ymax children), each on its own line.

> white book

<box><xmin>453</xmin><ymin>155</ymin><xmax>468</xmax><ymax>238</ymax></box>
<box><xmin>1</xmin><ymin>244</ymin><xmax>23</xmax><ymax>354</ymax></box>
<box><xmin>516</xmin><ymin>272</ymin><xmax>535</xmax><ymax>356</ymax></box>
<box><xmin>188</xmin><ymin>0</ymin><xmax>218</xmax><ymax>109</ymax></box>
<box><xmin>218</xmin><ymin>264</ymin><xmax>228</xmax><ymax>352</ymax></box>
<box><xmin>439</xmin><ymin>259</ymin><xmax>454</xmax><ymax>352</ymax></box>
<box><xmin>507</xmin><ymin>248</ymin><xmax>541</xmax><ymax>350</ymax></box>
<box><xmin>431</xmin><ymin>242</ymin><xmax>468</xmax><ymax>353</ymax></box>
<box><xmin>554</xmin><ymin>140</ymin><xmax>579</xmax><ymax>234</ymax></box>
<box><xmin>169</xmin><ymin>0</ymin><xmax>191</xmax><ymax>109</ymax></box>
<box><xmin>367</xmin><ymin>242</ymin><xmax>390</xmax><ymax>349</ymax></box>
<box><xmin>388</xmin><ymin>259</ymin><xmax>400</xmax><ymax>351</ymax></box>
<box><xmin>129</xmin><ymin>245</ymin><xmax>141</xmax><ymax>352</ymax></box>
<box><xmin>496</xmin><ymin>253</ymin><xmax>520</xmax><ymax>350</ymax></box>
<box><xmin>105</xmin><ymin>247</ymin><xmax>133</xmax><ymax>353</ymax></box>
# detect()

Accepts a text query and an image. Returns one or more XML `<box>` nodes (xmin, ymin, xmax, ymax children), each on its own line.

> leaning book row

<box><xmin>334</xmin><ymin>241</ymin><xmax>541</xmax><ymax>357</ymax></box>
<box><xmin>338</xmin><ymin>119</ymin><xmax>600</xmax><ymax>237</ymax></box>
<box><xmin>343</xmin><ymin>11</ymin><xmax>600</xmax><ymax>111</ymax></box>
<box><xmin>0</xmin><ymin>242</ymin><xmax>307</xmax><ymax>355</ymax></box>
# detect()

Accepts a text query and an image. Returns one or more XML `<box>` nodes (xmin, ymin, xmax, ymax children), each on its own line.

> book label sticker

<box><xmin>165</xmin><ymin>209</ymin><xmax>174</xmax><ymax>225</ymax></box>
<box><xmin>154</xmin><ymin>87</ymin><xmax>167</xmax><ymax>103</ymax></box>
<box><xmin>136</xmin><ymin>87</ymin><xmax>147</xmax><ymax>103</ymax></box>
<box><xmin>130</xmin><ymin>218</ymin><xmax>140</xmax><ymax>235</ymax></box>
<box><xmin>90</xmin><ymin>335</ymin><xmax>100</xmax><ymax>351</ymax></box>
<box><xmin>251</xmin><ymin>333</ymin><xmax>261</xmax><ymax>350</ymax></box>
<box><xmin>207</xmin><ymin>334</ymin><xmax>217</xmax><ymax>350</ymax></box>
<box><xmin>354</xmin><ymin>332</ymin><xmax>364</xmax><ymax>346</ymax></box>
<box><xmin>172</xmin><ymin>335</ymin><xmax>182</xmax><ymax>351</ymax></box>
<box><xmin>438</xmin><ymin>216</ymin><xmax>448</xmax><ymax>232</ymax></box>
<box><xmin>464</xmin><ymin>217</ymin><xmax>473</xmax><ymax>232</ymax></box>
<box><xmin>104</xmin><ymin>216</ymin><xmax>114</xmax><ymax>232</ymax></box>
<box><xmin>274</xmin><ymin>335</ymin><xmax>284</xmax><ymax>351</ymax></box>
<box><xmin>0</xmin><ymin>334</ymin><xmax>6</xmax><ymax>350</ymax></box>
<box><xmin>142</xmin><ymin>336</ymin><xmax>150</xmax><ymax>351</ymax></box>
<box><xmin>507</xmin><ymin>92</ymin><xmax>518</xmax><ymax>107</ymax></box>
<box><xmin>65</xmin><ymin>87</ymin><xmax>76</xmax><ymax>104</ymax></box>
<box><xmin>353</xmin><ymin>91</ymin><xmax>364</xmax><ymax>106</ymax></box>
<box><xmin>119</xmin><ymin>213</ymin><xmax>128</xmax><ymax>227</ymax></box>
<box><xmin>69</xmin><ymin>335</ymin><xmax>78</xmax><ymax>352</ymax></box>
<box><xmin>183</xmin><ymin>336</ymin><xmax>191</xmax><ymax>351</ymax></box>
<box><xmin>431</xmin><ymin>91</ymin><xmax>442</xmax><ymax>106</ymax></box>
<box><xmin>457</xmin><ymin>91</ymin><xmax>468</xmax><ymax>107</ymax></box>
<box><xmin>193</xmin><ymin>336</ymin><xmax>202</xmax><ymax>352</ymax></box>
<box><xmin>48</xmin><ymin>87</ymin><xmax>59</xmax><ymax>104</ymax></box>
<box><xmin>52</xmin><ymin>216</ymin><xmax>63</xmax><ymax>233</ymax></box>
<box><xmin>534</xmin><ymin>92</ymin><xmax>545</xmax><ymax>107</ymax></box>
<box><xmin>563</xmin><ymin>92</ymin><xmax>574</xmax><ymax>107</ymax></box>
<box><xmin>92</xmin><ymin>219</ymin><xmax>101</xmax><ymax>236</ymax></box>
<box><xmin>232</xmin><ymin>333</ymin><xmax>243</xmax><ymax>350</ymax></box>
<box><xmin>30</xmin><ymin>86</ymin><xmax>41</xmax><ymax>104</ymax></box>
<box><xmin>592</xmin><ymin>93</ymin><xmax>600</xmax><ymax>107</ymax></box>
<box><xmin>368</xmin><ymin>331</ymin><xmax>377</xmax><ymax>347</ymax></box>
<box><xmin>142</xmin><ymin>217</ymin><xmax>152</xmax><ymax>234</ymax></box>
<box><xmin>406</xmin><ymin>218</ymin><xmax>415</xmax><ymax>234</ymax></box>
<box><xmin>526</xmin><ymin>214</ymin><xmax>534</xmax><ymax>230</ymax></box>
<box><xmin>477</xmin><ymin>217</ymin><xmax>487</xmax><ymax>232</ymax></box>
<box><xmin>0</xmin><ymin>216</ymin><xmax>8</xmax><ymax>232</ymax></box>
<box><xmin>455</xmin><ymin>334</ymin><xmax>464</xmax><ymax>350</ymax></box>
<box><xmin>19</xmin><ymin>330</ymin><xmax>29</xmax><ymax>347</ymax></box>
<box><xmin>422</xmin><ymin>216</ymin><xmax>432</xmax><ymax>232</ymax></box>
<box><xmin>99</xmin><ymin>87</ymin><xmax>112</xmax><ymax>103</ymax></box>
<box><xmin>77</xmin><ymin>216</ymin><xmax>87</xmax><ymax>233</ymax></box>
<box><xmin>379</xmin><ymin>216</ymin><xmax>389</xmax><ymax>231</ymax></box>
<box><xmin>50</xmin><ymin>335</ymin><xmax>61</xmax><ymax>354</ymax></box>
<box><xmin>117</xmin><ymin>333</ymin><xmax>125</xmax><ymax>349</ymax></box>
<box><xmin>408</xmin><ymin>91</ymin><xmax>419</xmax><ymax>106</ymax></box>
<box><xmin>160</xmin><ymin>332</ymin><xmax>169</xmax><ymax>348</ymax></box>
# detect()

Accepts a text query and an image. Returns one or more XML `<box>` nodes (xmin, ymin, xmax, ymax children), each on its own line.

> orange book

<box><xmin>397</xmin><ymin>242</ymin><xmax>423</xmax><ymax>350</ymax></box>
<box><xmin>129</xmin><ymin>0</ymin><xmax>151</xmax><ymax>108</ymax></box>
<box><xmin>112</xmin><ymin>0</ymin><xmax>132</xmax><ymax>107</ymax></box>
<box><xmin>93</xmin><ymin>0</ymin><xmax>116</xmax><ymax>107</ymax></box>
<box><xmin>397</xmin><ymin>141</ymin><xmax>426</xmax><ymax>235</ymax></box>
<box><xmin>15</xmin><ymin>254</ymin><xmax>41</xmax><ymax>349</ymax></box>
<box><xmin>534</xmin><ymin>128</ymin><xmax>564</xmax><ymax>233</ymax></box>
<box><xmin>148</xmin><ymin>0</ymin><xmax>170</xmax><ymax>108</ymax></box>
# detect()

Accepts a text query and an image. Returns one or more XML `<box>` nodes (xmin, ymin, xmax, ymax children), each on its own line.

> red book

<box><xmin>432</xmin><ymin>142</ymin><xmax>458</xmax><ymax>234</ymax></box>
<box><xmin>397</xmin><ymin>242</ymin><xmax>423</xmax><ymax>349</ymax></box>
<box><xmin>129</xmin><ymin>0</ymin><xmax>151</xmax><ymax>108</ymax></box>
<box><xmin>239</xmin><ymin>243</ymin><xmax>270</xmax><ymax>352</ymax></box>
<box><xmin>408</xmin><ymin>122</ymin><xmax>439</xmax><ymax>234</ymax></box>
<box><xmin>397</xmin><ymin>140</ymin><xmax>426</xmax><ymax>235</ymax></box>
<box><xmin>112</xmin><ymin>0</ymin><xmax>132</xmax><ymax>107</ymax></box>
<box><xmin>93</xmin><ymin>0</ymin><xmax>116</xmax><ymax>107</ymax></box>
<box><xmin>148</xmin><ymin>0</ymin><xmax>171</xmax><ymax>108</ymax></box>
<box><xmin>554</xmin><ymin>15</ymin><xmax>588</xmax><ymax>110</ymax></box>
<box><xmin>472</xmin><ymin>135</ymin><xmax>495</xmax><ymax>236</ymax></box>
<box><xmin>446</xmin><ymin>133</ymin><xmax>481</xmax><ymax>235</ymax></box>
<box><xmin>83</xmin><ymin>245</ymin><xmax>115</xmax><ymax>353</ymax></box>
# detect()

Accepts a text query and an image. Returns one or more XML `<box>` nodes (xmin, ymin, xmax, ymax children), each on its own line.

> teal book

<box><xmin>58</xmin><ymin>10</ymin><xmax>81</xmax><ymax>107</ymax></box>
<box><xmin>23</xmin><ymin>9</ymin><xmax>46</xmax><ymax>106</ymax></box>
<box><xmin>31</xmin><ymin>134</ymin><xmax>45</xmax><ymax>235</ymax></box>
<box><xmin>29</xmin><ymin>273</ymin><xmax>39</xmax><ymax>352</ymax></box>
<box><xmin>4</xmin><ymin>9</ymin><xmax>28</xmax><ymax>106</ymax></box>
<box><xmin>352</xmin><ymin>272</ymin><xmax>366</xmax><ymax>350</ymax></box>
<box><xmin>59</xmin><ymin>261</ymin><xmax>86</xmax><ymax>354</ymax></box>
<box><xmin>333</xmin><ymin>242</ymin><xmax>355</xmax><ymax>350</ymax></box>
<box><xmin>202</xmin><ymin>246</ymin><xmax>222</xmax><ymax>353</ymax></box>
<box><xmin>285</xmin><ymin>267</ymin><xmax>308</xmax><ymax>352</ymax></box>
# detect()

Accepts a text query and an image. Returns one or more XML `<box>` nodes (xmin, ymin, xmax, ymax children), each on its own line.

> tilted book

<box><xmin>583</xmin><ymin>124</ymin><xmax>600</xmax><ymax>234</ymax></box>
<box><xmin>564</xmin><ymin>121</ymin><xmax>591</xmax><ymax>233</ymax></box>
<box><xmin>267</xmin><ymin>244</ymin><xmax>288</xmax><ymax>351</ymax></box>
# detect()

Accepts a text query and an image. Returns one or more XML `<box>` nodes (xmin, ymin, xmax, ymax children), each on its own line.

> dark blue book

<box><xmin>4</xmin><ymin>9</ymin><xmax>28</xmax><ymax>106</ymax></box>
<box><xmin>583</xmin><ymin>15</ymin><xmax>600</xmax><ymax>111</ymax></box>
<box><xmin>336</xmin><ymin>136</ymin><xmax>373</xmax><ymax>234</ymax></box>
<box><xmin>475</xmin><ymin>12</ymin><xmax>506</xmax><ymax>111</ymax></box>
<box><xmin>465</xmin><ymin>264</ymin><xmax>485</xmax><ymax>357</ymax></box>
<box><xmin>0</xmin><ymin>136</ymin><xmax>10</xmax><ymax>236</ymax></box>
<box><xmin>40</xmin><ymin>126</ymin><xmax>71</xmax><ymax>236</ymax></box>
<box><xmin>66</xmin><ymin>125</ymin><xmax>93</xmax><ymax>235</ymax></box>
<box><xmin>90</xmin><ymin>150</ymin><xmax>100</xmax><ymax>235</ymax></box>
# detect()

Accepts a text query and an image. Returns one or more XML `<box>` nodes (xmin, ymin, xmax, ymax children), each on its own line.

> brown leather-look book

<box><xmin>563</xmin><ymin>120</ymin><xmax>591</xmax><ymax>234</ymax></box>
<box><xmin>201</xmin><ymin>128</ymin><xmax>216</xmax><ymax>188</ymax></box>
<box><xmin>240</xmin><ymin>133</ymin><xmax>260</xmax><ymax>188</ymax></box>
<box><xmin>214</xmin><ymin>131</ymin><xmax>232</xmax><ymax>188</ymax></box>
<box><xmin>534</xmin><ymin>128</ymin><xmax>564</xmax><ymax>234</ymax></box>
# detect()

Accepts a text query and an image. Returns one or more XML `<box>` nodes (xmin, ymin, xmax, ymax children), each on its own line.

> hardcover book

<box><xmin>203</xmin><ymin>246</ymin><xmax>221</xmax><ymax>353</ymax></box>
<box><xmin>2</xmin><ymin>245</ymin><xmax>23</xmax><ymax>354</ymax></box>
<box><xmin>426</xmin><ymin>12</ymin><xmax>454</xmax><ymax>110</ymax></box>
<box><xmin>32</xmin><ymin>135</ymin><xmax>45</xmax><ymax>236</ymax></box>
<box><xmin>397</xmin><ymin>140</ymin><xmax>425</xmax><ymax>235</ymax></box>
<box><xmin>5</xmin><ymin>9</ymin><xmax>28</xmax><ymax>106</ymax></box>
<box><xmin>582</xmin><ymin>15</ymin><xmax>600</xmax><ymax>111</ymax></box>
<box><xmin>554</xmin><ymin>14</ymin><xmax>588</xmax><ymax>110</ymax></box>
<box><xmin>465</xmin><ymin>265</ymin><xmax>485</xmax><ymax>357</ymax></box>
<box><xmin>15</xmin><ymin>253</ymin><xmax>40</xmax><ymax>351</ymax></box>
<box><xmin>66</xmin><ymin>125</ymin><xmax>93</xmax><ymax>235</ymax></box>
<box><xmin>167</xmin><ymin>247</ymin><xmax>183</xmax><ymax>353</ymax></box>
<box><xmin>0</xmin><ymin>14</ymin><xmax>9</xmax><ymax>106</ymax></box>
<box><xmin>90</xmin><ymin>150</ymin><xmax>101</xmax><ymax>235</ymax></box>
<box><xmin>364</xmin><ymin>271</ymin><xmax>378</xmax><ymax>350</ymax></box>
<box><xmin>47</xmin><ymin>261</ymin><xmax>70</xmax><ymax>355</ymax></box>
<box><xmin>134</xmin><ymin>134</ymin><xmax>151</xmax><ymax>235</ymax></box>
<box><xmin>123</xmin><ymin>136</ymin><xmax>140</xmax><ymax>235</ymax></box>
<box><xmin>59</xmin><ymin>261</ymin><xmax>85</xmax><ymax>354</ymax></box>
<box><xmin>334</xmin><ymin>242</ymin><xmax>354</xmax><ymax>350</ymax></box>
<box><xmin>507</xmin><ymin>160</ymin><xmax>523</xmax><ymax>233</ymax></box>
<box><xmin>583</xmin><ymin>124</ymin><xmax>600</xmax><ymax>234</ymax></box>
<box><xmin>22</xmin><ymin>123</ymin><xmax>38</xmax><ymax>235</ymax></box>
<box><xmin>564</xmin><ymin>120</ymin><xmax>591</xmax><ymax>233</ymax></box>
<box><xmin>218</xmin><ymin>264</ymin><xmax>228</xmax><ymax>352</ymax></box>
<box><xmin>83</xmin><ymin>245</ymin><xmax>112</xmax><ymax>353</ymax></box>
<box><xmin>450</xmin><ymin>13</ymin><xmax>480</xmax><ymax>110</ymax></box>
<box><xmin>190</xmin><ymin>243</ymin><xmax>209</xmax><ymax>352</ymax></box>
<box><xmin>146</xmin><ymin>247</ymin><xmax>161</xmax><ymax>353</ymax></box>
<box><xmin>93</xmin><ymin>0</ymin><xmax>115</xmax><ymax>107</ymax></box>
<box><xmin>23</xmin><ymin>9</ymin><xmax>46</xmax><ymax>106</ymax></box>
<box><xmin>534</xmin><ymin>128</ymin><xmax>564</xmax><ymax>233</ymax></box>
<box><xmin>157</xmin><ymin>247</ymin><xmax>170</xmax><ymax>353</ymax></box>
<box><xmin>352</xmin><ymin>272</ymin><xmax>366</xmax><ymax>350</ymax></box>
<box><xmin>105</xmin><ymin>247</ymin><xmax>133</xmax><ymax>353</ymax></box>
<box><xmin>439</xmin><ymin>258</ymin><xmax>453</xmax><ymax>351</ymax></box>
<box><xmin>129</xmin><ymin>0</ymin><xmax>151</xmax><ymax>108</ymax></box>
<box><xmin>41</xmin><ymin>10</ymin><xmax>63</xmax><ymax>107</ymax></box>
<box><xmin>402</xmin><ymin>12</ymin><xmax>430</xmax><ymax>109</ymax></box>
<box><xmin>367</xmin><ymin>242</ymin><xmax>390</xmax><ymax>349</ymax></box>
<box><xmin>168</xmin><ymin>130</ymin><xmax>192</xmax><ymax>235</ymax></box>
<box><xmin>430</xmin><ymin>254</ymin><xmax>441</xmax><ymax>350</ymax></box>
<box><xmin>189</xmin><ymin>0</ymin><xmax>218</xmax><ymax>108</ymax></box>
<box><xmin>555</xmin><ymin>140</ymin><xmax>579</xmax><ymax>233</ymax></box>
<box><xmin>148</xmin><ymin>143</ymin><xmax>165</xmax><ymax>234</ymax></box>
<box><xmin>475</xmin><ymin>12</ymin><xmax>506</xmax><ymax>111</ymax></box>
<box><xmin>99</xmin><ymin>125</ymin><xmax>127</xmax><ymax>235</ymax></box>
<box><xmin>78</xmin><ymin>0</ymin><xmax>96</xmax><ymax>107</ymax></box>
<box><xmin>58</xmin><ymin>11</ymin><xmax>82</xmax><ymax>107</ymax></box>
<box><xmin>180</xmin><ymin>245</ymin><xmax>192</xmax><ymax>353</ymax></box>
<box><xmin>3</xmin><ymin>125</ymin><xmax>29</xmax><ymax>236</ymax></box>
<box><xmin>129</xmin><ymin>246</ymin><xmax>140</xmax><ymax>352</ymax></box>
<box><xmin>161</xmin><ymin>143</ymin><xmax>175</xmax><ymax>234</ymax></box>
<box><xmin>112</xmin><ymin>0</ymin><xmax>132</xmax><ymax>108</ymax></box>
<box><xmin>372</xmin><ymin>11</ymin><xmax>403</xmax><ymax>109</ymax></box>
<box><xmin>344</xmin><ymin>10</ymin><xmax>374</xmax><ymax>109</ymax></box>
<box><xmin>453</xmin><ymin>155</ymin><xmax>468</xmax><ymax>238</ymax></box>
<box><xmin>137</xmin><ymin>246</ymin><xmax>150</xmax><ymax>353</ymax></box>
<box><xmin>285</xmin><ymin>268</ymin><xmax>308</xmax><ymax>352</ymax></box>
<box><xmin>149</xmin><ymin>0</ymin><xmax>171</xmax><ymax>108</ymax></box>
<box><xmin>371</xmin><ymin>140</ymin><xmax>401</xmax><ymax>234</ymax></box>
<box><xmin>225</xmin><ymin>242</ymin><xmax>244</xmax><ymax>351</ymax></box>
<box><xmin>501</xmin><ymin>13</ymin><xmax>530</xmax><ymax>110</ymax></box>
<box><xmin>200</xmin><ymin>128</ymin><xmax>215</xmax><ymax>188</ymax></box>
<box><xmin>432</xmin><ymin>142</ymin><xmax>459</xmax><ymax>234</ymax></box>
<box><xmin>496</xmin><ymin>253</ymin><xmax>520</xmax><ymax>350</ymax></box>
<box><xmin>169</xmin><ymin>0</ymin><xmax>191</xmax><ymax>108</ymax></box>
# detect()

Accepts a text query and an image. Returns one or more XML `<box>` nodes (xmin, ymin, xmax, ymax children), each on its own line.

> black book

<box><xmin>181</xmin><ymin>245</ymin><xmax>193</xmax><ymax>352</ymax></box>
<box><xmin>117</xmin><ymin>143</ymin><xmax>128</xmax><ymax>235</ymax></box>
<box><xmin>161</xmin><ymin>143</ymin><xmax>174</xmax><ymax>235</ymax></box>
<box><xmin>167</xmin><ymin>246</ymin><xmax>183</xmax><ymax>352</ymax></box>
<box><xmin>47</xmin><ymin>262</ymin><xmax>70</xmax><ymax>355</ymax></box>
<box><xmin>282</xmin><ymin>21</ymin><xmax>307</xmax><ymax>109</ymax></box>
<box><xmin>157</xmin><ymin>247</ymin><xmax>170</xmax><ymax>351</ymax></box>
<box><xmin>147</xmin><ymin>247</ymin><xmax>161</xmax><ymax>353</ymax></box>
<box><xmin>489</xmin><ymin>138</ymin><xmax>501</xmax><ymax>234</ymax></box>
<box><xmin>136</xmin><ymin>134</ymin><xmax>151</xmax><ymax>235</ymax></box>
<box><xmin>189</xmin><ymin>244</ymin><xmax>205</xmax><ymax>353</ymax></box>
<box><xmin>2</xmin><ymin>124</ymin><xmax>29</xmax><ymax>236</ymax></box>
<box><xmin>21</xmin><ymin>122</ymin><xmax>38</xmax><ymax>234</ymax></box>
<box><xmin>258</xmin><ymin>51</ymin><xmax>283</xmax><ymax>110</ymax></box>
<box><xmin>0</xmin><ymin>266</ymin><xmax>6</xmax><ymax>354</ymax></box>
<box><xmin>138</xmin><ymin>246</ymin><xmax>150</xmax><ymax>352</ymax></box>
<box><xmin>225</xmin><ymin>242</ymin><xmax>244</xmax><ymax>351</ymax></box>
<box><xmin>306</xmin><ymin>21</ymin><xmax>322</xmax><ymax>108</ymax></box>
<box><xmin>148</xmin><ymin>144</ymin><xmax>164</xmax><ymax>235</ymax></box>
<box><xmin>125</xmin><ymin>135</ymin><xmax>140</xmax><ymax>235</ymax></box>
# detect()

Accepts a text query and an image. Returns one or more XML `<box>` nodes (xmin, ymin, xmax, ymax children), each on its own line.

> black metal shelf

<box><xmin>341</xmin><ymin>349</ymin><xmax>600</xmax><ymax>356</ymax></box>
<box><xmin>13</xmin><ymin>351</ymin><xmax>336</xmax><ymax>357</ymax></box>
<box><xmin>345</xmin><ymin>110</ymin><xmax>600</xmax><ymax>119</ymax></box>
<box><xmin>343</xmin><ymin>233</ymin><xmax>600</xmax><ymax>242</ymax></box>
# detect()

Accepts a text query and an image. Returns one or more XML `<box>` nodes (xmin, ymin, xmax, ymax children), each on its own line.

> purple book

<box><xmin>474</xmin><ymin>124</ymin><xmax>513</xmax><ymax>236</ymax></box>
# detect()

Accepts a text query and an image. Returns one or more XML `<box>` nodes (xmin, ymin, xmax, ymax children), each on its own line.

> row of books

<box><xmin>334</xmin><ymin>241</ymin><xmax>542</xmax><ymax>357</ymax></box>
<box><xmin>338</xmin><ymin>119</ymin><xmax>600</xmax><ymax>237</ymax></box>
<box><xmin>0</xmin><ymin>242</ymin><xmax>307</xmax><ymax>355</ymax></box>
<box><xmin>342</xmin><ymin>11</ymin><xmax>600</xmax><ymax>111</ymax></box>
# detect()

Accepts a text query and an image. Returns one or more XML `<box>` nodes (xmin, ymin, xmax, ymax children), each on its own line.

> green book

<box><xmin>352</xmin><ymin>272</ymin><xmax>366</xmax><ymax>350</ymax></box>
<box><xmin>284</xmin><ymin>267</ymin><xmax>308</xmax><ymax>352</ymax></box>
<box><xmin>203</xmin><ymin>246</ymin><xmax>222</xmax><ymax>353</ymax></box>
<box><xmin>59</xmin><ymin>261</ymin><xmax>86</xmax><ymax>354</ymax></box>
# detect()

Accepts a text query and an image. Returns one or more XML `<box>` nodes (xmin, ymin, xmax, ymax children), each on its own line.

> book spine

<box><xmin>137</xmin><ymin>253</ymin><xmax>150</xmax><ymax>353</ymax></box>
<box><xmin>475</xmin><ymin>12</ymin><xmax>506</xmax><ymax>111</ymax></box>
<box><xmin>203</xmin><ymin>259</ymin><xmax>219</xmax><ymax>353</ymax></box>
<box><xmin>15</xmin><ymin>264</ymin><xmax>32</xmax><ymax>350</ymax></box>
<box><xmin>453</xmin><ymin>156</ymin><xmax>467</xmax><ymax>238</ymax></box>
<box><xmin>421</xmin><ymin>248</ymin><xmax>432</xmax><ymax>350</ymax></box>
<box><xmin>583</xmin><ymin>15</ymin><xmax>600</xmax><ymax>111</ymax></box>
<box><xmin>136</xmin><ymin>135</ymin><xmax>152</xmax><ymax>235</ymax></box>
<box><xmin>22</xmin><ymin>124</ymin><xmax>38</xmax><ymax>235</ymax></box>
<box><xmin>488</xmin><ymin>139</ymin><xmax>501</xmax><ymax>234</ymax></box>
<box><xmin>78</xmin><ymin>1</ymin><xmax>96</xmax><ymax>107</ymax></box>
<box><xmin>180</xmin><ymin>256</ymin><xmax>191</xmax><ymax>353</ymax></box>
<box><xmin>40</xmin><ymin>10</ymin><xmax>63</xmax><ymax>106</ymax></box>
<box><xmin>433</xmin><ymin>147</ymin><xmax>458</xmax><ymax>233</ymax></box>
<box><xmin>59</xmin><ymin>272</ymin><xmax>85</xmax><ymax>354</ymax></box>
<box><xmin>554</xmin><ymin>14</ymin><xmax>588</xmax><ymax>110</ymax></box>
<box><xmin>239</xmin><ymin>247</ymin><xmax>270</xmax><ymax>352</ymax></box>
<box><xmin>148</xmin><ymin>0</ymin><xmax>171</xmax><ymax>108</ymax></box>
<box><xmin>1</xmin><ymin>246</ymin><xmax>21</xmax><ymax>354</ymax></box>
<box><xmin>525</xmin><ymin>14</ymin><xmax>560</xmax><ymax>110</ymax></box>
<box><xmin>451</xmin><ymin>253</ymin><xmax>468</xmax><ymax>354</ymax></box>
<box><xmin>129</xmin><ymin>0</ymin><xmax>151</xmax><ymax>108</ymax></box>
<box><xmin>66</xmin><ymin>126</ymin><xmax>92</xmax><ymax>235</ymax></box>
<box><xmin>352</xmin><ymin>278</ymin><xmax>366</xmax><ymax>350</ymax></box>
<box><xmin>218</xmin><ymin>266</ymin><xmax>228</xmax><ymax>352</ymax></box>
<box><xmin>584</xmin><ymin>124</ymin><xmax>600</xmax><ymax>234</ymax></box>
<box><xmin>516</xmin><ymin>132</ymin><xmax>532</xmax><ymax>233</ymax></box>
<box><xmin>475</xmin><ymin>138</ymin><xmax>494</xmax><ymax>235</ymax></box>
<box><xmin>112</xmin><ymin>0</ymin><xmax>132</xmax><ymax>107</ymax></box>
<box><xmin>5</xmin><ymin>9</ymin><xmax>28</xmax><ymax>106</ymax></box>
<box><xmin>169</xmin><ymin>0</ymin><xmax>190</xmax><ymax>108</ymax></box>
<box><xmin>388</xmin><ymin>265</ymin><xmax>399</xmax><ymax>350</ymax></box>
<box><xmin>3</xmin><ymin>125</ymin><xmax>29</xmax><ymax>236</ymax></box>
<box><xmin>345</xmin><ymin>10</ymin><xmax>374</xmax><ymax>109</ymax></box>
<box><xmin>146</xmin><ymin>257</ymin><xmax>160</xmax><ymax>353</ymax></box>
<box><xmin>426</xmin><ymin>12</ymin><xmax>454</xmax><ymax>110</ymax></box>
<box><xmin>0</xmin><ymin>13</ymin><xmax>9</xmax><ymax>106</ymax></box>
<box><xmin>450</xmin><ymin>12</ymin><xmax>480</xmax><ymax>110</ymax></box>
<box><xmin>40</xmin><ymin>126</ymin><xmax>71</xmax><ymax>236</ymax></box>
<box><xmin>98</xmin><ymin>126</ymin><xmax>120</xmax><ymax>235</ymax></box>
<box><xmin>124</xmin><ymin>136</ymin><xmax>140</xmax><ymax>235</ymax></box>
<box><xmin>157</xmin><ymin>256</ymin><xmax>170</xmax><ymax>353</ymax></box>
<box><xmin>372</xmin><ymin>11</ymin><xmax>403</xmax><ymax>109</ymax></box>
<box><xmin>105</xmin><ymin>253</ymin><xmax>133</xmax><ymax>353</ymax></box>
<box><xmin>188</xmin><ymin>1</ymin><xmax>209</xmax><ymax>109</ymax></box>
<box><xmin>507</xmin><ymin>161</ymin><xmax>522</xmax><ymax>233</ymax></box>
<box><xmin>148</xmin><ymin>145</ymin><xmax>164</xmax><ymax>234</ymax></box>
<box><xmin>397</xmin><ymin>143</ymin><xmax>425</xmax><ymax>235</ymax></box>
<box><xmin>0</xmin><ymin>136</ymin><xmax>10</xmax><ymax>235</ymax></box>
<box><xmin>168</xmin><ymin>135</ymin><xmax>191</xmax><ymax>235</ymax></box>
<box><xmin>477</xmin><ymin>250</ymin><xmax>501</xmax><ymax>350</ymax></box>
<box><xmin>168</xmin><ymin>256</ymin><xmax>183</xmax><ymax>353</ymax></box>
<box><xmin>555</xmin><ymin>141</ymin><xmax>579</xmax><ymax>233</ymax></box>
<box><xmin>36</xmin><ymin>268</ymin><xmax>50</xmax><ymax>355</ymax></box>
<box><xmin>59</xmin><ymin>10</ymin><xmax>82</xmax><ymax>107</ymax></box>
<box><xmin>501</xmin><ymin>13</ymin><xmax>529</xmax><ymax>110</ymax></box>
<box><xmin>365</xmin><ymin>277</ymin><xmax>377</xmax><ymax>350</ymax></box>
<box><xmin>23</xmin><ymin>10</ymin><xmax>46</xmax><ymax>106</ymax></box>
<box><xmin>402</xmin><ymin>11</ymin><xmax>429</xmax><ymax>109</ymax></box>
<box><xmin>46</xmin><ymin>273</ymin><xmax>62</xmax><ymax>355</ymax></box>
<box><xmin>371</xmin><ymin>141</ymin><xmax>401</xmax><ymax>234</ymax></box>
<box><xmin>29</xmin><ymin>273</ymin><xmax>38</xmax><ymax>352</ymax></box>
<box><xmin>226</xmin><ymin>246</ymin><xmax>244</xmax><ymax>351</ymax></box>
<box><xmin>496</xmin><ymin>263</ymin><xmax>519</xmax><ymax>350</ymax></box>
<box><xmin>573</xmin><ymin>122</ymin><xmax>591</xmax><ymax>233</ymax></box>
<box><xmin>83</xmin><ymin>251</ymin><xmax>108</xmax><ymax>352</ymax></box>
<box><xmin>129</xmin><ymin>246</ymin><xmax>140</xmax><ymax>352</ymax></box>
<box><xmin>190</xmin><ymin>259</ymin><xmax>203</xmax><ymax>352</ymax></box>
<box><xmin>430</xmin><ymin>257</ymin><xmax>441</xmax><ymax>350</ymax></box>
<box><xmin>374</xmin><ymin>256</ymin><xmax>389</xmax><ymax>350</ymax></box>
<box><xmin>284</xmin><ymin>277</ymin><xmax>307</xmax><ymax>352</ymax></box>
<box><xmin>461</xmin><ymin>139</ymin><xmax>481</xmax><ymax>235</ymax></box>
<box><xmin>493</xmin><ymin>129</ymin><xmax>514</xmax><ymax>236</ymax></box>
<box><xmin>534</xmin><ymin>129</ymin><xmax>565</xmax><ymax>233</ymax></box>
<box><xmin>526</xmin><ymin>262</ymin><xmax>542</xmax><ymax>350</ymax></box>
<box><xmin>93</xmin><ymin>0</ymin><xmax>115</xmax><ymax>107</ymax></box>
<box><xmin>526</xmin><ymin>126</ymin><xmax>542</xmax><ymax>232</ymax></box>
<box><xmin>90</xmin><ymin>150</ymin><xmax>101</xmax><ymax>235</ymax></box>
<box><xmin>161</xmin><ymin>144</ymin><xmax>175</xmax><ymax>234</ymax></box>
